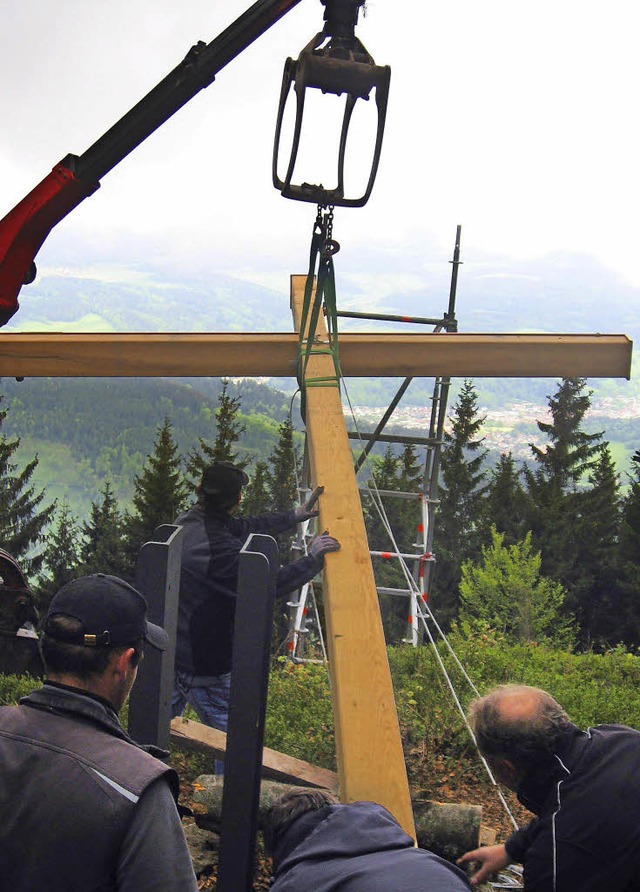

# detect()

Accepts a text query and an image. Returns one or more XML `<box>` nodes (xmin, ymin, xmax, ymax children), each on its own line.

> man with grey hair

<box><xmin>458</xmin><ymin>684</ymin><xmax>640</xmax><ymax>890</ymax></box>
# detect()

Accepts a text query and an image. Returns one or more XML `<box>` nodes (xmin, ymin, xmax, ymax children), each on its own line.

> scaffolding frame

<box><xmin>285</xmin><ymin>227</ymin><xmax>462</xmax><ymax>655</ymax></box>
<box><xmin>348</xmin><ymin>226</ymin><xmax>462</xmax><ymax>645</ymax></box>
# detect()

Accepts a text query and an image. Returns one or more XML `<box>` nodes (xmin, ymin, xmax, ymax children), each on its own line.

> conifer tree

<box><xmin>393</xmin><ymin>443</ymin><xmax>424</xmax><ymax>557</ymax></box>
<box><xmin>261</xmin><ymin>417</ymin><xmax>303</xmax><ymax>650</ymax></box>
<box><xmin>526</xmin><ymin>378</ymin><xmax>602</xmax><ymax>494</ymax></box>
<box><xmin>242</xmin><ymin>461</ymin><xmax>271</xmax><ymax>515</ymax></box>
<box><xmin>37</xmin><ymin>500</ymin><xmax>82</xmax><ymax>607</ymax></box>
<box><xmin>0</xmin><ymin>392</ymin><xmax>55</xmax><ymax>574</ymax></box>
<box><xmin>363</xmin><ymin>444</ymin><xmax>424</xmax><ymax>642</ymax></box>
<box><xmin>186</xmin><ymin>379</ymin><xmax>248</xmax><ymax>487</ymax></box>
<box><xmin>364</xmin><ymin>446</ymin><xmax>406</xmax><ymax>642</ymax></box>
<box><xmin>459</xmin><ymin>527</ymin><xmax>574</xmax><ymax>647</ymax></box>
<box><xmin>621</xmin><ymin>457</ymin><xmax>640</xmax><ymax>565</ymax></box>
<box><xmin>574</xmin><ymin>444</ymin><xmax>622</xmax><ymax>645</ymax></box>
<box><xmin>264</xmin><ymin>415</ymin><xmax>303</xmax><ymax>609</ymax></box>
<box><xmin>79</xmin><ymin>482</ymin><xmax>130</xmax><ymax>580</ymax></box>
<box><xmin>616</xmin><ymin>457</ymin><xmax>640</xmax><ymax>646</ymax></box>
<box><xmin>125</xmin><ymin>417</ymin><xmax>189</xmax><ymax>560</ymax></box>
<box><xmin>523</xmin><ymin>378</ymin><xmax>604</xmax><ymax>629</ymax></box>
<box><xmin>484</xmin><ymin>452</ymin><xmax>530</xmax><ymax>546</ymax></box>
<box><xmin>399</xmin><ymin>443</ymin><xmax>423</xmax><ymax>492</ymax></box>
<box><xmin>267</xmin><ymin>416</ymin><xmax>299</xmax><ymax>514</ymax></box>
<box><xmin>432</xmin><ymin>380</ymin><xmax>488</xmax><ymax>626</ymax></box>
<box><xmin>365</xmin><ymin>446</ymin><xmax>404</xmax><ymax>553</ymax></box>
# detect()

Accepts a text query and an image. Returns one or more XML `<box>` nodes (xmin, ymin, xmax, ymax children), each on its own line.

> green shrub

<box><xmin>263</xmin><ymin>641</ymin><xmax>640</xmax><ymax>771</ymax></box>
<box><xmin>0</xmin><ymin>673</ymin><xmax>40</xmax><ymax>705</ymax></box>
<box><xmin>265</xmin><ymin>659</ymin><xmax>335</xmax><ymax>769</ymax></box>
<box><xmin>387</xmin><ymin>635</ymin><xmax>640</xmax><ymax>755</ymax></box>
<box><xmin>6</xmin><ymin>637</ymin><xmax>638</xmax><ymax>775</ymax></box>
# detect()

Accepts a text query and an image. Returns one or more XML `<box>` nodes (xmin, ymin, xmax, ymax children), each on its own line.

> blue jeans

<box><xmin>172</xmin><ymin>669</ymin><xmax>232</xmax><ymax>774</ymax></box>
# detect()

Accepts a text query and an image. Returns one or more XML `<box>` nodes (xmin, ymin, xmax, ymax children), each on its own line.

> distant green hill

<box><xmin>2</xmin><ymin>251</ymin><xmax>638</xmax><ymax>520</ymax></box>
<box><xmin>6</xmin><ymin>250</ymin><xmax>639</xmax><ymax>410</ymax></box>
<box><xmin>1</xmin><ymin>376</ymin><xmax>292</xmax><ymax>518</ymax></box>
<box><xmin>3</xmin><ymin>371</ymin><xmax>639</xmax><ymax>526</ymax></box>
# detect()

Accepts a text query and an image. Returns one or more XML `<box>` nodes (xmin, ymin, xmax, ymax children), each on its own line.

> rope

<box><xmin>340</xmin><ymin>370</ymin><xmax>520</xmax><ymax>831</ymax></box>
<box><xmin>292</xmin><ymin>217</ymin><xmax>521</xmax><ymax>832</ymax></box>
<box><xmin>415</xmin><ymin>598</ymin><xmax>520</xmax><ymax>830</ymax></box>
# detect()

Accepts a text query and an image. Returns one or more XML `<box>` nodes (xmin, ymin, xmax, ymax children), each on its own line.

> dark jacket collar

<box><xmin>45</xmin><ymin>679</ymin><xmax>118</xmax><ymax>715</ymax></box>
<box><xmin>20</xmin><ymin>681</ymin><xmax>169</xmax><ymax>760</ymax></box>
<box><xmin>516</xmin><ymin>723</ymin><xmax>587</xmax><ymax>814</ymax></box>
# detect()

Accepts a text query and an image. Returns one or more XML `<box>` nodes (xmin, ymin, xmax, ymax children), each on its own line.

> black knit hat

<box><xmin>201</xmin><ymin>462</ymin><xmax>249</xmax><ymax>500</ymax></box>
<box><xmin>44</xmin><ymin>574</ymin><xmax>168</xmax><ymax>651</ymax></box>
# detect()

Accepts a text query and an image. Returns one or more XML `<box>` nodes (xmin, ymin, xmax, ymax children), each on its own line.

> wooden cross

<box><xmin>0</xmin><ymin>276</ymin><xmax>631</xmax><ymax>838</ymax></box>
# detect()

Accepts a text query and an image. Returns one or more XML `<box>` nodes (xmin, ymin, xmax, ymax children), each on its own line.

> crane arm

<box><xmin>0</xmin><ymin>0</ymin><xmax>303</xmax><ymax>326</ymax></box>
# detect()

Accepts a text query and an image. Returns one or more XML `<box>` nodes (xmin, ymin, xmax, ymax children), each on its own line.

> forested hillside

<box><xmin>3</xmin><ymin>371</ymin><xmax>640</xmax><ymax>651</ymax></box>
<box><xmin>0</xmin><ymin>376</ymin><xmax>292</xmax><ymax>515</ymax></box>
<box><xmin>3</xmin><ymin>373</ymin><xmax>639</xmax><ymax>521</ymax></box>
<box><xmin>7</xmin><ymin>252</ymin><xmax>640</xmax><ymax>411</ymax></box>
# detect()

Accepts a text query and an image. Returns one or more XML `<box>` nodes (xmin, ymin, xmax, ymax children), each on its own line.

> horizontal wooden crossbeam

<box><xmin>0</xmin><ymin>331</ymin><xmax>631</xmax><ymax>378</ymax></box>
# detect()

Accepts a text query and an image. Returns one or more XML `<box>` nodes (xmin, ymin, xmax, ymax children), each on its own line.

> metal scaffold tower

<box><xmin>354</xmin><ymin>226</ymin><xmax>462</xmax><ymax>646</ymax></box>
<box><xmin>285</xmin><ymin>226</ymin><xmax>463</xmax><ymax>657</ymax></box>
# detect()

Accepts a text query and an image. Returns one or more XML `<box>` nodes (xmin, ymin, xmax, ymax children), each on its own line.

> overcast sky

<box><xmin>2</xmin><ymin>0</ymin><xmax>640</xmax><ymax>296</ymax></box>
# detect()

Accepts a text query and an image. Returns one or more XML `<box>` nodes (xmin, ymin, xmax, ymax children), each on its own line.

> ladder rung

<box><xmin>371</xmin><ymin>550</ymin><xmax>426</xmax><ymax>561</ymax></box>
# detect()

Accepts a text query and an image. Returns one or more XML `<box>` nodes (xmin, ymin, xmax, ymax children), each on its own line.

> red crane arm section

<box><xmin>0</xmin><ymin>164</ymin><xmax>98</xmax><ymax>325</ymax></box>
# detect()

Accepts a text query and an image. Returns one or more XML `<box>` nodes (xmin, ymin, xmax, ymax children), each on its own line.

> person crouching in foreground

<box><xmin>264</xmin><ymin>788</ymin><xmax>471</xmax><ymax>891</ymax></box>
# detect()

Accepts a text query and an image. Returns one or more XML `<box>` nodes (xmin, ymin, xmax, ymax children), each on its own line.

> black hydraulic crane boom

<box><xmin>0</xmin><ymin>0</ymin><xmax>303</xmax><ymax>326</ymax></box>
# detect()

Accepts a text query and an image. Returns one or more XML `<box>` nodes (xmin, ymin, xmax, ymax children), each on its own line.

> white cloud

<box><xmin>2</xmin><ymin>0</ymin><xmax>640</xmax><ymax>291</ymax></box>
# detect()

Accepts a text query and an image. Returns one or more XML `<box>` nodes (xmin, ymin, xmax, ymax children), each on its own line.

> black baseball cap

<box><xmin>201</xmin><ymin>462</ymin><xmax>249</xmax><ymax>498</ymax></box>
<box><xmin>44</xmin><ymin>574</ymin><xmax>169</xmax><ymax>651</ymax></box>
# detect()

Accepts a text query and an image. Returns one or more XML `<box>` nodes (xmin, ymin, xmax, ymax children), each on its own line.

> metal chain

<box><xmin>315</xmin><ymin>203</ymin><xmax>339</xmax><ymax>257</ymax></box>
<box><xmin>325</xmin><ymin>205</ymin><xmax>334</xmax><ymax>244</ymax></box>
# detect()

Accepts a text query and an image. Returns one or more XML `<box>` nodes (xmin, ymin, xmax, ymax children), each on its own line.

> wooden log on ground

<box><xmin>412</xmin><ymin>798</ymin><xmax>482</xmax><ymax>863</ymax></box>
<box><xmin>190</xmin><ymin>776</ymin><xmax>484</xmax><ymax>862</ymax></box>
<box><xmin>191</xmin><ymin>777</ymin><xmax>303</xmax><ymax>833</ymax></box>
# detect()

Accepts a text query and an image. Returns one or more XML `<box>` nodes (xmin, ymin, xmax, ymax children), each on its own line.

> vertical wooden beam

<box><xmin>290</xmin><ymin>275</ymin><xmax>416</xmax><ymax>839</ymax></box>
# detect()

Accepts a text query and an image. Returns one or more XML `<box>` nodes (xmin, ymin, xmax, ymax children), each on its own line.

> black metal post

<box><xmin>217</xmin><ymin>533</ymin><xmax>279</xmax><ymax>892</ymax></box>
<box><xmin>353</xmin><ymin>376</ymin><xmax>414</xmax><ymax>473</ymax></box>
<box><xmin>336</xmin><ymin>309</ymin><xmax>446</xmax><ymax>326</ymax></box>
<box><xmin>128</xmin><ymin>523</ymin><xmax>184</xmax><ymax>750</ymax></box>
<box><xmin>417</xmin><ymin>227</ymin><xmax>463</xmax><ymax>632</ymax></box>
<box><xmin>445</xmin><ymin>224</ymin><xmax>462</xmax><ymax>331</ymax></box>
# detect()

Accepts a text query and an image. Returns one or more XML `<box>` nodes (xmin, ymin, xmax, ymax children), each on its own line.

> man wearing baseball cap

<box><xmin>172</xmin><ymin>462</ymin><xmax>340</xmax><ymax>766</ymax></box>
<box><xmin>0</xmin><ymin>573</ymin><xmax>198</xmax><ymax>892</ymax></box>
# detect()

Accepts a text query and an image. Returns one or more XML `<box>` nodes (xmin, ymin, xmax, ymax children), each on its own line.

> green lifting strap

<box><xmin>297</xmin><ymin>208</ymin><xmax>341</xmax><ymax>421</ymax></box>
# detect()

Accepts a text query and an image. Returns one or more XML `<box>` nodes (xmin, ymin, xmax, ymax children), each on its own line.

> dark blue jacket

<box><xmin>270</xmin><ymin>801</ymin><xmax>471</xmax><ymax>892</ymax></box>
<box><xmin>174</xmin><ymin>504</ymin><xmax>322</xmax><ymax>676</ymax></box>
<box><xmin>505</xmin><ymin>723</ymin><xmax>640</xmax><ymax>891</ymax></box>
